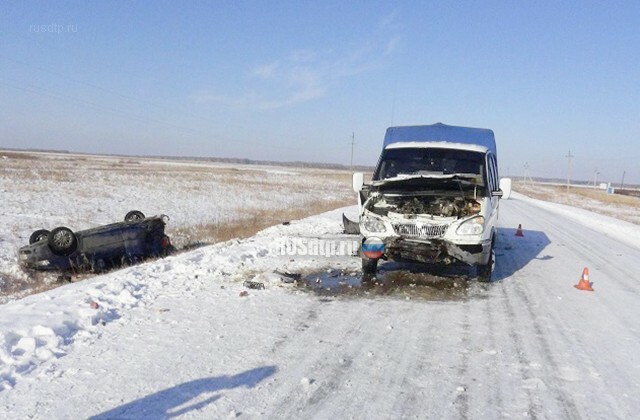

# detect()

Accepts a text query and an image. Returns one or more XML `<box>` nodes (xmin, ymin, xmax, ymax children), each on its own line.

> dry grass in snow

<box><xmin>0</xmin><ymin>151</ymin><xmax>356</xmax><ymax>301</ymax></box>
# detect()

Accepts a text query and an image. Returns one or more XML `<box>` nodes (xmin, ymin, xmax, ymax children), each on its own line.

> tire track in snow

<box><xmin>509</xmin><ymin>277</ymin><xmax>582</xmax><ymax>419</ymax></box>
<box><xmin>352</xmin><ymin>301</ymin><xmax>445</xmax><ymax>419</ymax></box>
<box><xmin>480</xmin><ymin>294</ymin><xmax>505</xmax><ymax>417</ymax></box>
<box><xmin>504</xmin><ymin>199</ymin><xmax>637</xmax><ymax>418</ymax></box>
<box><xmin>509</xmin><ymin>198</ymin><xmax>640</xmax><ymax>341</ymax></box>
<box><xmin>513</xmin><ymin>271</ymin><xmax>630</xmax><ymax>419</ymax></box>
<box><xmin>266</xmin><ymin>298</ymin><xmax>374</xmax><ymax>418</ymax></box>
<box><xmin>269</xmin><ymin>298</ymin><xmax>323</xmax><ymax>355</ymax></box>
<box><xmin>452</xmin><ymin>302</ymin><xmax>471</xmax><ymax>420</ymax></box>
<box><xmin>304</xmin><ymin>299</ymin><xmax>425</xmax><ymax>419</ymax></box>
<box><xmin>509</xmin><ymin>198</ymin><xmax>640</xmax><ymax>297</ymax></box>
<box><xmin>393</xmin><ymin>310</ymin><xmax>436</xmax><ymax>419</ymax></box>
<box><xmin>499</xmin><ymin>206</ymin><xmax>581</xmax><ymax>418</ymax></box>
<box><xmin>499</xmin><ymin>282</ymin><xmax>542</xmax><ymax>419</ymax></box>
<box><xmin>268</xmin><ymin>297</ymin><xmax>474</xmax><ymax>419</ymax></box>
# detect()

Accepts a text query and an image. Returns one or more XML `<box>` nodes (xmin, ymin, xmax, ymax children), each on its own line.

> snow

<box><xmin>1</xmin><ymin>195</ymin><xmax>640</xmax><ymax>418</ymax></box>
<box><xmin>512</xmin><ymin>192</ymin><xmax>640</xmax><ymax>249</ymax></box>
<box><xmin>515</xmin><ymin>183</ymin><xmax>640</xmax><ymax>225</ymax></box>
<box><xmin>0</xmin><ymin>208</ymin><xmax>365</xmax><ymax>417</ymax></box>
<box><xmin>2</xmin><ymin>156</ymin><xmax>640</xmax><ymax>417</ymax></box>
<box><xmin>0</xmin><ymin>152</ymin><xmax>352</xmax><ymax>301</ymax></box>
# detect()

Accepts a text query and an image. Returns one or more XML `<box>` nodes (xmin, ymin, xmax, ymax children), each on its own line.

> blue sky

<box><xmin>1</xmin><ymin>1</ymin><xmax>639</xmax><ymax>184</ymax></box>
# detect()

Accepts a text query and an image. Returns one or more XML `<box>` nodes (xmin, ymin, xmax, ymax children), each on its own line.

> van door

<box><xmin>486</xmin><ymin>153</ymin><xmax>501</xmax><ymax>232</ymax></box>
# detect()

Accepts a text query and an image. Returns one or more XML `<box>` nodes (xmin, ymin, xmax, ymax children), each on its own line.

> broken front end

<box><xmin>359</xmin><ymin>180</ymin><xmax>493</xmax><ymax>267</ymax></box>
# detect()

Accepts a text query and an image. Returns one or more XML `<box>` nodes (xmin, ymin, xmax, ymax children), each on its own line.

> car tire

<box><xmin>48</xmin><ymin>227</ymin><xmax>78</xmax><ymax>256</ymax></box>
<box><xmin>29</xmin><ymin>229</ymin><xmax>50</xmax><ymax>244</ymax></box>
<box><xmin>125</xmin><ymin>210</ymin><xmax>145</xmax><ymax>222</ymax></box>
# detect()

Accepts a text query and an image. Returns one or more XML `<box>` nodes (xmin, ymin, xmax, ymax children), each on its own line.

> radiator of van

<box><xmin>392</xmin><ymin>222</ymin><xmax>448</xmax><ymax>239</ymax></box>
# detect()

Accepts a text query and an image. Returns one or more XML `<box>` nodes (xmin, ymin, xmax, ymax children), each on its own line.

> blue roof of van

<box><xmin>383</xmin><ymin>123</ymin><xmax>496</xmax><ymax>155</ymax></box>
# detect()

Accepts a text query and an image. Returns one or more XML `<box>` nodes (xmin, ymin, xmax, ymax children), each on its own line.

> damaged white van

<box><xmin>352</xmin><ymin>123</ymin><xmax>509</xmax><ymax>281</ymax></box>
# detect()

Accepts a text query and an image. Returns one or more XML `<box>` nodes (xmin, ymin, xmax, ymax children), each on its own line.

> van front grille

<box><xmin>392</xmin><ymin>223</ymin><xmax>448</xmax><ymax>238</ymax></box>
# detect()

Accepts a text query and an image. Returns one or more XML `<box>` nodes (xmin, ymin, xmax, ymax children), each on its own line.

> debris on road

<box><xmin>243</xmin><ymin>280</ymin><xmax>265</xmax><ymax>290</ymax></box>
<box><xmin>342</xmin><ymin>213</ymin><xmax>360</xmax><ymax>234</ymax></box>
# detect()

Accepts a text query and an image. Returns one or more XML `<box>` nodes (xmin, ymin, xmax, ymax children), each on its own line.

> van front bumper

<box><xmin>380</xmin><ymin>236</ymin><xmax>492</xmax><ymax>266</ymax></box>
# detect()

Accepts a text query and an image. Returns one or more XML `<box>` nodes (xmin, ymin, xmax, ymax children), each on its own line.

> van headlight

<box><xmin>362</xmin><ymin>215</ymin><xmax>387</xmax><ymax>233</ymax></box>
<box><xmin>456</xmin><ymin>216</ymin><xmax>485</xmax><ymax>235</ymax></box>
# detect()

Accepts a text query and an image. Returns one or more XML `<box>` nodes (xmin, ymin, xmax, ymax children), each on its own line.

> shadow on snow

<box><xmin>492</xmin><ymin>227</ymin><xmax>551</xmax><ymax>282</ymax></box>
<box><xmin>90</xmin><ymin>365</ymin><xmax>277</xmax><ymax>419</ymax></box>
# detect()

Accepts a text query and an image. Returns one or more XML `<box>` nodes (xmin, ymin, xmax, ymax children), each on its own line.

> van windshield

<box><xmin>374</xmin><ymin>148</ymin><xmax>485</xmax><ymax>180</ymax></box>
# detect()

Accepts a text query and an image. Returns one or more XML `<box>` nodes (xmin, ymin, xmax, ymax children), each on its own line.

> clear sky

<box><xmin>1</xmin><ymin>1</ymin><xmax>639</xmax><ymax>184</ymax></box>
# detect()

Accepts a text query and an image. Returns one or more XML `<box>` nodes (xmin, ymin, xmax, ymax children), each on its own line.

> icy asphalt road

<box><xmin>1</xmin><ymin>193</ymin><xmax>640</xmax><ymax>419</ymax></box>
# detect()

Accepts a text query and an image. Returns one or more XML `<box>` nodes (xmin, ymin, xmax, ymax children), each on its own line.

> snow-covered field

<box><xmin>0</xmin><ymin>182</ymin><xmax>640</xmax><ymax>418</ymax></box>
<box><xmin>0</xmin><ymin>151</ymin><xmax>353</xmax><ymax>301</ymax></box>
<box><xmin>513</xmin><ymin>181</ymin><xmax>640</xmax><ymax>225</ymax></box>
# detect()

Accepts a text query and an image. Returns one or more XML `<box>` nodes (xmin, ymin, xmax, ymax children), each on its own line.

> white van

<box><xmin>352</xmin><ymin>123</ymin><xmax>510</xmax><ymax>281</ymax></box>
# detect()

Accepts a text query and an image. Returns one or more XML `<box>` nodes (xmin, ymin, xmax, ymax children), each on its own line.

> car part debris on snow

<box><xmin>273</xmin><ymin>270</ymin><xmax>302</xmax><ymax>283</ymax></box>
<box><xmin>342</xmin><ymin>213</ymin><xmax>360</xmax><ymax>234</ymax></box>
<box><xmin>243</xmin><ymin>280</ymin><xmax>265</xmax><ymax>290</ymax></box>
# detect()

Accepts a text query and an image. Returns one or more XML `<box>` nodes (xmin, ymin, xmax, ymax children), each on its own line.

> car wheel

<box><xmin>48</xmin><ymin>227</ymin><xmax>78</xmax><ymax>256</ymax></box>
<box><xmin>125</xmin><ymin>210</ymin><xmax>145</xmax><ymax>222</ymax></box>
<box><xmin>29</xmin><ymin>229</ymin><xmax>50</xmax><ymax>244</ymax></box>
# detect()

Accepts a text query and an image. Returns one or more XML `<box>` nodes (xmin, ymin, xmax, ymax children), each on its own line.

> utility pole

<box><xmin>349</xmin><ymin>132</ymin><xmax>355</xmax><ymax>168</ymax></box>
<box><xmin>593</xmin><ymin>167</ymin><xmax>599</xmax><ymax>189</ymax></box>
<box><xmin>565</xmin><ymin>150</ymin><xmax>573</xmax><ymax>192</ymax></box>
<box><xmin>523</xmin><ymin>162</ymin><xmax>534</xmax><ymax>186</ymax></box>
<box><xmin>621</xmin><ymin>170</ymin><xmax>626</xmax><ymax>189</ymax></box>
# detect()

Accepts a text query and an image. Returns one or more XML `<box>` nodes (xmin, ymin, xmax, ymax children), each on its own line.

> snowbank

<box><xmin>0</xmin><ymin>207</ymin><xmax>360</xmax><ymax>391</ymax></box>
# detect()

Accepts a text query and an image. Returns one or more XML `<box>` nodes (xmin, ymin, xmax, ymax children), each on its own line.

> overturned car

<box><xmin>19</xmin><ymin>211</ymin><xmax>173</xmax><ymax>272</ymax></box>
<box><xmin>352</xmin><ymin>123</ymin><xmax>510</xmax><ymax>281</ymax></box>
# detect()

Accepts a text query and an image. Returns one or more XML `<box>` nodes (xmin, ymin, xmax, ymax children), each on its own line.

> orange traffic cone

<box><xmin>574</xmin><ymin>267</ymin><xmax>594</xmax><ymax>291</ymax></box>
<box><xmin>515</xmin><ymin>224</ymin><xmax>524</xmax><ymax>237</ymax></box>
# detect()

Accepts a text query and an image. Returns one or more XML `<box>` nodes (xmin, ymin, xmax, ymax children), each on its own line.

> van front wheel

<box><xmin>362</xmin><ymin>257</ymin><xmax>378</xmax><ymax>276</ymax></box>
<box><xmin>478</xmin><ymin>235</ymin><xmax>496</xmax><ymax>282</ymax></box>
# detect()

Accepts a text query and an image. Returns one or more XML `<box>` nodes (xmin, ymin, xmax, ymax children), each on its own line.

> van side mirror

<box><xmin>352</xmin><ymin>172</ymin><xmax>364</xmax><ymax>192</ymax></box>
<box><xmin>499</xmin><ymin>177</ymin><xmax>512</xmax><ymax>200</ymax></box>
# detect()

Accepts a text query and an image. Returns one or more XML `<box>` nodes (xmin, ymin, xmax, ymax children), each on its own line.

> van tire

<box><xmin>362</xmin><ymin>257</ymin><xmax>378</xmax><ymax>275</ymax></box>
<box><xmin>478</xmin><ymin>235</ymin><xmax>496</xmax><ymax>282</ymax></box>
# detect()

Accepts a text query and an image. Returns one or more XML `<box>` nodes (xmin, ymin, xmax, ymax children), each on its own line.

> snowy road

<box><xmin>1</xmin><ymin>194</ymin><xmax>640</xmax><ymax>419</ymax></box>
